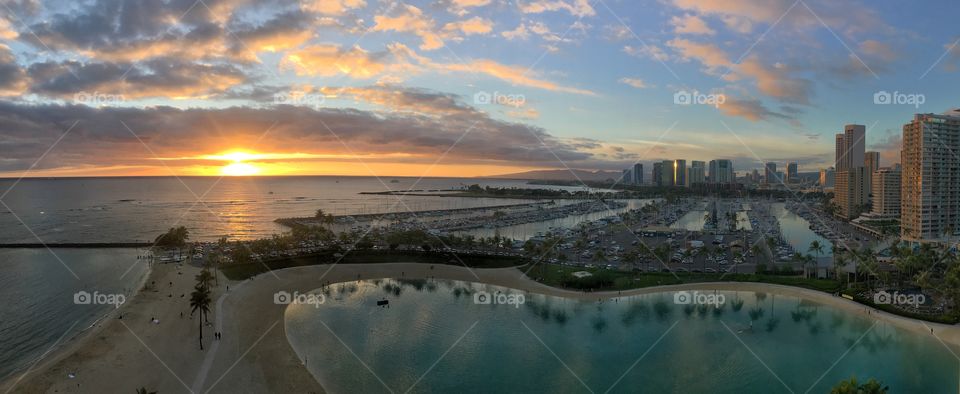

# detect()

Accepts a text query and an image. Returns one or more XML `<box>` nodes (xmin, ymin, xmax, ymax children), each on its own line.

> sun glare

<box><xmin>222</xmin><ymin>162</ymin><xmax>260</xmax><ymax>176</ymax></box>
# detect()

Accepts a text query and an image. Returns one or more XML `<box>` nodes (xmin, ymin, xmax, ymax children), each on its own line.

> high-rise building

<box><xmin>871</xmin><ymin>167</ymin><xmax>901</xmax><ymax>218</ymax></box>
<box><xmin>865</xmin><ymin>151</ymin><xmax>880</xmax><ymax>174</ymax></box>
<box><xmin>622</xmin><ymin>169</ymin><xmax>633</xmax><ymax>184</ymax></box>
<box><xmin>764</xmin><ymin>162</ymin><xmax>777</xmax><ymax>184</ymax></box>
<box><xmin>901</xmin><ymin>113</ymin><xmax>960</xmax><ymax>243</ymax></box>
<box><xmin>652</xmin><ymin>162</ymin><xmax>662</xmax><ymax>186</ymax></box>
<box><xmin>835</xmin><ymin>124</ymin><xmax>866</xmax><ymax>171</ymax></box>
<box><xmin>657</xmin><ymin>160</ymin><xmax>674</xmax><ymax>187</ymax></box>
<box><xmin>708</xmin><ymin>159</ymin><xmax>734</xmax><ymax>183</ymax></box>
<box><xmin>787</xmin><ymin>162</ymin><xmax>798</xmax><ymax>183</ymax></box>
<box><xmin>819</xmin><ymin>167</ymin><xmax>835</xmax><ymax>188</ymax></box>
<box><xmin>835</xmin><ymin>167</ymin><xmax>868</xmax><ymax>219</ymax></box>
<box><xmin>751</xmin><ymin>169</ymin><xmax>760</xmax><ymax>183</ymax></box>
<box><xmin>633</xmin><ymin>163</ymin><xmax>643</xmax><ymax>185</ymax></box>
<box><xmin>834</xmin><ymin>124</ymin><xmax>868</xmax><ymax>218</ymax></box>
<box><xmin>688</xmin><ymin>161</ymin><xmax>706</xmax><ymax>185</ymax></box>
<box><xmin>674</xmin><ymin>159</ymin><xmax>687</xmax><ymax>187</ymax></box>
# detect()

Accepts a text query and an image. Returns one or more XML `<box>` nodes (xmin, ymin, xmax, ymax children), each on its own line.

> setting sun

<box><xmin>221</xmin><ymin>161</ymin><xmax>260</xmax><ymax>176</ymax></box>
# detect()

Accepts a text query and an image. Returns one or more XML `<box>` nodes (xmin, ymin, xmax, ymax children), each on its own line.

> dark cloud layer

<box><xmin>0</xmin><ymin>98</ymin><xmax>606</xmax><ymax>172</ymax></box>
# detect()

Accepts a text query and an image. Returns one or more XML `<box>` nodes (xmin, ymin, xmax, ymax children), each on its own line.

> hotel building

<box><xmin>835</xmin><ymin>124</ymin><xmax>868</xmax><ymax>219</ymax></box>
<box><xmin>871</xmin><ymin>167</ymin><xmax>901</xmax><ymax>218</ymax></box>
<box><xmin>901</xmin><ymin>112</ymin><xmax>960</xmax><ymax>243</ymax></box>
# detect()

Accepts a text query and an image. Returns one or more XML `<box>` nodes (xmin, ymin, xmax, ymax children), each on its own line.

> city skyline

<box><xmin>0</xmin><ymin>0</ymin><xmax>958</xmax><ymax>177</ymax></box>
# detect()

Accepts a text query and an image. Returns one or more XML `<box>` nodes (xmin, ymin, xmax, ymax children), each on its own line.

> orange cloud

<box><xmin>281</xmin><ymin>45</ymin><xmax>386</xmax><ymax>78</ymax></box>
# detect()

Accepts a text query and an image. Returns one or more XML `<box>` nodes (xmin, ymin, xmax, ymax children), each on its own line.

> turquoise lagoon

<box><xmin>285</xmin><ymin>279</ymin><xmax>958</xmax><ymax>393</ymax></box>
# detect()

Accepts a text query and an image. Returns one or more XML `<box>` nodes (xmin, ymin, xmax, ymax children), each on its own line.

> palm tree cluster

<box><xmin>154</xmin><ymin>226</ymin><xmax>189</xmax><ymax>248</ymax></box>
<box><xmin>830</xmin><ymin>376</ymin><xmax>887</xmax><ymax>394</ymax></box>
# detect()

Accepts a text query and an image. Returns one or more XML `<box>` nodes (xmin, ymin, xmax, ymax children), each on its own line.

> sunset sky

<box><xmin>1</xmin><ymin>0</ymin><xmax>959</xmax><ymax>178</ymax></box>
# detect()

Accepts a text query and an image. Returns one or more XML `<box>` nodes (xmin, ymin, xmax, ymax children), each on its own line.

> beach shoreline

<box><xmin>0</xmin><ymin>253</ymin><xmax>153</xmax><ymax>391</ymax></box>
<box><xmin>7</xmin><ymin>262</ymin><xmax>959</xmax><ymax>393</ymax></box>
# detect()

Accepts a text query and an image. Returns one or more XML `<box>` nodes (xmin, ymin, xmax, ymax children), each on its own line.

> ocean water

<box><xmin>0</xmin><ymin>248</ymin><xmax>149</xmax><ymax>382</ymax></box>
<box><xmin>287</xmin><ymin>279</ymin><xmax>959</xmax><ymax>393</ymax></box>
<box><xmin>0</xmin><ymin>176</ymin><xmax>613</xmax><ymax>383</ymax></box>
<box><xmin>0</xmin><ymin>177</ymin><xmax>585</xmax><ymax>243</ymax></box>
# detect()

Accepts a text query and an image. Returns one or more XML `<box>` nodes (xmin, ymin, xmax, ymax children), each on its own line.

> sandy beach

<box><xmin>5</xmin><ymin>262</ymin><xmax>959</xmax><ymax>393</ymax></box>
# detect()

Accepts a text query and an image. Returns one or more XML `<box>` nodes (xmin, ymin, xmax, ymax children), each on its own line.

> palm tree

<box><xmin>833</xmin><ymin>253</ymin><xmax>849</xmax><ymax>284</ymax></box>
<box><xmin>751</xmin><ymin>244</ymin><xmax>764</xmax><ymax>266</ymax></box>
<box><xmin>808</xmin><ymin>240</ymin><xmax>824</xmax><ymax>278</ymax></box>
<box><xmin>190</xmin><ymin>275</ymin><xmax>212</xmax><ymax>350</ymax></box>
<box><xmin>592</xmin><ymin>249</ymin><xmax>606</xmax><ymax>264</ymax></box>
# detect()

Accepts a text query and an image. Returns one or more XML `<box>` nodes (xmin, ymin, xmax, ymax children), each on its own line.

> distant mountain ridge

<box><xmin>485</xmin><ymin>169</ymin><xmax>620</xmax><ymax>181</ymax></box>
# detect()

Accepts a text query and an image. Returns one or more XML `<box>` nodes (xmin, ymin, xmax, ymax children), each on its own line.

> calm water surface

<box><xmin>771</xmin><ymin>203</ymin><xmax>834</xmax><ymax>256</ymax></box>
<box><xmin>0</xmin><ymin>177</ymin><xmax>579</xmax><ymax>242</ymax></box>
<box><xmin>286</xmin><ymin>279</ymin><xmax>958</xmax><ymax>393</ymax></box>
<box><xmin>0</xmin><ymin>248</ymin><xmax>148</xmax><ymax>381</ymax></box>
